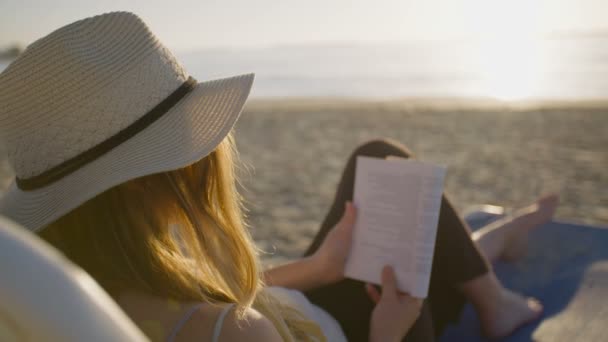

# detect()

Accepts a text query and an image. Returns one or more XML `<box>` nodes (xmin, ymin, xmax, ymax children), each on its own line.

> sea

<box><xmin>3</xmin><ymin>34</ymin><xmax>608</xmax><ymax>100</ymax></box>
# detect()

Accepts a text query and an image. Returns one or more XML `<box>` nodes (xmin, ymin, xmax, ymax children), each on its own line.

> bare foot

<box><xmin>500</xmin><ymin>194</ymin><xmax>559</xmax><ymax>261</ymax></box>
<box><xmin>473</xmin><ymin>193</ymin><xmax>560</xmax><ymax>262</ymax></box>
<box><xmin>480</xmin><ymin>289</ymin><xmax>544</xmax><ymax>339</ymax></box>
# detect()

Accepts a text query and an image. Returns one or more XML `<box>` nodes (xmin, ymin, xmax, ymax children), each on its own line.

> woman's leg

<box><xmin>304</xmin><ymin>139</ymin><xmax>487</xmax><ymax>341</ymax></box>
<box><xmin>461</xmin><ymin>194</ymin><xmax>558</xmax><ymax>338</ymax></box>
<box><xmin>472</xmin><ymin>194</ymin><xmax>559</xmax><ymax>262</ymax></box>
<box><xmin>304</xmin><ymin>139</ymin><xmax>547</xmax><ymax>340</ymax></box>
<box><xmin>430</xmin><ymin>194</ymin><xmax>556</xmax><ymax>338</ymax></box>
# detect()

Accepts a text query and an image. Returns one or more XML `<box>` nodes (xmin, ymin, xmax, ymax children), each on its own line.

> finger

<box><xmin>397</xmin><ymin>295</ymin><xmax>424</xmax><ymax>311</ymax></box>
<box><xmin>380</xmin><ymin>265</ymin><xmax>397</xmax><ymax>300</ymax></box>
<box><xmin>365</xmin><ymin>283</ymin><xmax>381</xmax><ymax>304</ymax></box>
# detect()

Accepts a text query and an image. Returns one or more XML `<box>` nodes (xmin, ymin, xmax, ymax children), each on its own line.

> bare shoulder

<box><xmin>219</xmin><ymin>306</ymin><xmax>283</xmax><ymax>342</ymax></box>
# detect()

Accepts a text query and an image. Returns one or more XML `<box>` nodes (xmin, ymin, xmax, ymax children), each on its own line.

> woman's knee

<box><xmin>351</xmin><ymin>138</ymin><xmax>414</xmax><ymax>160</ymax></box>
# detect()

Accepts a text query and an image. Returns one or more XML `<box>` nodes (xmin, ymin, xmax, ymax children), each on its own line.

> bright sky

<box><xmin>1</xmin><ymin>0</ymin><xmax>607</xmax><ymax>51</ymax></box>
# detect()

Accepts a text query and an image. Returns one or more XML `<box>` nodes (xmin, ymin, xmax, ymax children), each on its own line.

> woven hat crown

<box><xmin>0</xmin><ymin>12</ymin><xmax>189</xmax><ymax>179</ymax></box>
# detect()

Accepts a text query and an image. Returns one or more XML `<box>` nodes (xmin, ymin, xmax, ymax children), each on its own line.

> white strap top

<box><xmin>166</xmin><ymin>303</ymin><xmax>234</xmax><ymax>342</ymax></box>
<box><xmin>165</xmin><ymin>288</ymin><xmax>346</xmax><ymax>342</ymax></box>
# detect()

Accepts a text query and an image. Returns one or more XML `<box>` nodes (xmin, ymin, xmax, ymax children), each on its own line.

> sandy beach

<box><xmin>233</xmin><ymin>99</ymin><xmax>608</xmax><ymax>264</ymax></box>
<box><xmin>0</xmin><ymin>99</ymin><xmax>606</xmax><ymax>265</ymax></box>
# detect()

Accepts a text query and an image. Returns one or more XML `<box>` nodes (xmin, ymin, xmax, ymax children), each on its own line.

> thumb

<box><xmin>380</xmin><ymin>265</ymin><xmax>398</xmax><ymax>301</ymax></box>
<box><xmin>365</xmin><ymin>283</ymin><xmax>381</xmax><ymax>304</ymax></box>
<box><xmin>338</xmin><ymin>202</ymin><xmax>356</xmax><ymax>229</ymax></box>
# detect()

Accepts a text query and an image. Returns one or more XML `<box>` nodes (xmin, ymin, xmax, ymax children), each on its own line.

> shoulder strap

<box><xmin>166</xmin><ymin>303</ymin><xmax>206</xmax><ymax>342</ymax></box>
<box><xmin>212</xmin><ymin>304</ymin><xmax>235</xmax><ymax>342</ymax></box>
<box><xmin>166</xmin><ymin>303</ymin><xmax>235</xmax><ymax>342</ymax></box>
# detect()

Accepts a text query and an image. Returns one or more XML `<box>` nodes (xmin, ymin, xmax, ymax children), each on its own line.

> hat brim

<box><xmin>0</xmin><ymin>73</ymin><xmax>255</xmax><ymax>232</ymax></box>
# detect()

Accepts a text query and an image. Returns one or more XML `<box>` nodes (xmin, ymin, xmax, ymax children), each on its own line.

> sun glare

<box><xmin>477</xmin><ymin>36</ymin><xmax>543</xmax><ymax>101</ymax></box>
<box><xmin>466</xmin><ymin>0</ymin><xmax>545</xmax><ymax>100</ymax></box>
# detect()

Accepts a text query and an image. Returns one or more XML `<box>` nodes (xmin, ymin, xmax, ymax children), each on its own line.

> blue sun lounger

<box><xmin>442</xmin><ymin>206</ymin><xmax>608</xmax><ymax>342</ymax></box>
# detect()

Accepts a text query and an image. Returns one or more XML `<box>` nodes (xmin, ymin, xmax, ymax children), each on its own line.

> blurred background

<box><xmin>1</xmin><ymin>0</ymin><xmax>606</xmax><ymax>262</ymax></box>
<box><xmin>3</xmin><ymin>0</ymin><xmax>608</xmax><ymax>99</ymax></box>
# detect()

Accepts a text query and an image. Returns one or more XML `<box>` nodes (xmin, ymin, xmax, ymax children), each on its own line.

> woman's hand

<box><xmin>311</xmin><ymin>202</ymin><xmax>357</xmax><ymax>285</ymax></box>
<box><xmin>366</xmin><ymin>266</ymin><xmax>424</xmax><ymax>342</ymax></box>
<box><xmin>262</xmin><ymin>203</ymin><xmax>355</xmax><ymax>291</ymax></box>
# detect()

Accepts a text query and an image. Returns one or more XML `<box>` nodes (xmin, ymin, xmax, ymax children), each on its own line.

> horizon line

<box><xmin>3</xmin><ymin>27</ymin><xmax>608</xmax><ymax>54</ymax></box>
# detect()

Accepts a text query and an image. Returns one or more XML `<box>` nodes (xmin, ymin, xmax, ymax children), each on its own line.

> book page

<box><xmin>344</xmin><ymin>156</ymin><xmax>446</xmax><ymax>298</ymax></box>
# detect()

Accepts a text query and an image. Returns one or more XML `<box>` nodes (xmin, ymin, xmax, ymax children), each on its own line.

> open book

<box><xmin>344</xmin><ymin>156</ymin><xmax>446</xmax><ymax>298</ymax></box>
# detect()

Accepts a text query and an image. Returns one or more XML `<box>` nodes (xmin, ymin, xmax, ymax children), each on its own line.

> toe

<box><xmin>527</xmin><ymin>298</ymin><xmax>544</xmax><ymax>316</ymax></box>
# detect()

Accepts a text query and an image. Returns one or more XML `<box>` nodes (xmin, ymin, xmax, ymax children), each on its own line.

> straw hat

<box><xmin>0</xmin><ymin>12</ymin><xmax>254</xmax><ymax>231</ymax></box>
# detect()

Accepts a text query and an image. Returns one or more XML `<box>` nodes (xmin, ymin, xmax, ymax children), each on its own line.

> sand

<box><xmin>234</xmin><ymin>99</ymin><xmax>608</xmax><ymax>264</ymax></box>
<box><xmin>0</xmin><ymin>99</ymin><xmax>606</xmax><ymax>265</ymax></box>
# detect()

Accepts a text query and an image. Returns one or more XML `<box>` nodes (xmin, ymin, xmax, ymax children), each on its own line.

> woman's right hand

<box><xmin>366</xmin><ymin>266</ymin><xmax>424</xmax><ymax>342</ymax></box>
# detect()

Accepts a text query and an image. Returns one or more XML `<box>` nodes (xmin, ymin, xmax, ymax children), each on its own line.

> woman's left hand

<box><xmin>311</xmin><ymin>202</ymin><xmax>357</xmax><ymax>285</ymax></box>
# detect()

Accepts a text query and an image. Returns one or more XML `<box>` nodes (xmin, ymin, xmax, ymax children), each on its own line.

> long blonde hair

<box><xmin>40</xmin><ymin>133</ymin><xmax>324</xmax><ymax>341</ymax></box>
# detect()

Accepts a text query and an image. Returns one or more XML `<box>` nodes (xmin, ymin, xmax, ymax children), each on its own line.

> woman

<box><xmin>0</xmin><ymin>12</ymin><xmax>558</xmax><ymax>341</ymax></box>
